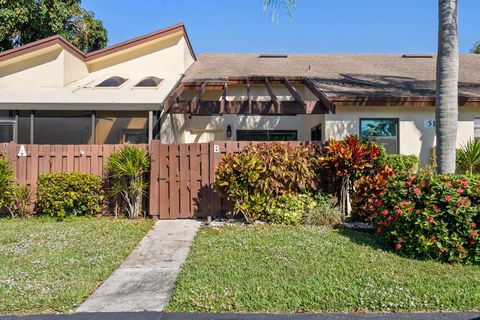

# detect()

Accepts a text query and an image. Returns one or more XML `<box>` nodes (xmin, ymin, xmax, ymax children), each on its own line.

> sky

<box><xmin>82</xmin><ymin>0</ymin><xmax>480</xmax><ymax>55</ymax></box>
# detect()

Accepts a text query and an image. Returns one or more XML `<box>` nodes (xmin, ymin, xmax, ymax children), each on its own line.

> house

<box><xmin>2</xmin><ymin>23</ymin><xmax>480</xmax><ymax>165</ymax></box>
<box><xmin>0</xmin><ymin>24</ymin><xmax>195</xmax><ymax>145</ymax></box>
<box><xmin>163</xmin><ymin>53</ymin><xmax>480</xmax><ymax>164</ymax></box>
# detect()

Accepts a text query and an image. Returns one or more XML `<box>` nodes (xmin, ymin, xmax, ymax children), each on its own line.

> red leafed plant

<box><xmin>353</xmin><ymin>166</ymin><xmax>396</xmax><ymax>222</ymax></box>
<box><xmin>319</xmin><ymin>135</ymin><xmax>381</xmax><ymax>218</ymax></box>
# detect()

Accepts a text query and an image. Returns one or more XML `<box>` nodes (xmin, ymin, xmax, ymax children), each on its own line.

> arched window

<box><xmin>96</xmin><ymin>76</ymin><xmax>128</xmax><ymax>87</ymax></box>
<box><xmin>135</xmin><ymin>76</ymin><xmax>162</xmax><ymax>88</ymax></box>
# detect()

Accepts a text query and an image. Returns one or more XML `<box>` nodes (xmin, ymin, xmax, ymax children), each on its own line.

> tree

<box><xmin>435</xmin><ymin>0</ymin><xmax>459</xmax><ymax>173</ymax></box>
<box><xmin>264</xmin><ymin>0</ymin><xmax>460</xmax><ymax>173</ymax></box>
<box><xmin>0</xmin><ymin>0</ymin><xmax>107</xmax><ymax>53</ymax></box>
<box><xmin>472</xmin><ymin>42</ymin><xmax>480</xmax><ymax>54</ymax></box>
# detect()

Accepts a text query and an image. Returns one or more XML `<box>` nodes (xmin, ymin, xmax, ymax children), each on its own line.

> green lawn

<box><xmin>0</xmin><ymin>217</ymin><xmax>153</xmax><ymax>315</ymax></box>
<box><xmin>166</xmin><ymin>225</ymin><xmax>480</xmax><ymax>313</ymax></box>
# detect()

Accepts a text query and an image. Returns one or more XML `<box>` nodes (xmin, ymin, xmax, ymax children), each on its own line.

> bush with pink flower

<box><xmin>373</xmin><ymin>172</ymin><xmax>480</xmax><ymax>264</ymax></box>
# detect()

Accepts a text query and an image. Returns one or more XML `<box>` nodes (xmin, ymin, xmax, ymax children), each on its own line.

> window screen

<box><xmin>474</xmin><ymin>119</ymin><xmax>480</xmax><ymax>139</ymax></box>
<box><xmin>360</xmin><ymin>118</ymin><xmax>399</xmax><ymax>154</ymax></box>
<box><xmin>237</xmin><ymin>130</ymin><xmax>297</xmax><ymax>141</ymax></box>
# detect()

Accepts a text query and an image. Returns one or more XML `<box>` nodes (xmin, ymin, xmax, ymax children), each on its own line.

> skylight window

<box><xmin>135</xmin><ymin>76</ymin><xmax>163</xmax><ymax>88</ymax></box>
<box><xmin>96</xmin><ymin>76</ymin><xmax>128</xmax><ymax>87</ymax></box>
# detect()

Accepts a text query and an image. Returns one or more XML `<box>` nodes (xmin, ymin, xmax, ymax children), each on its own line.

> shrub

<box><xmin>319</xmin><ymin>135</ymin><xmax>381</xmax><ymax>218</ymax></box>
<box><xmin>266</xmin><ymin>193</ymin><xmax>316</xmax><ymax>226</ymax></box>
<box><xmin>215</xmin><ymin>143</ymin><xmax>320</xmax><ymax>222</ymax></box>
<box><xmin>0</xmin><ymin>157</ymin><xmax>15</xmax><ymax>213</ymax></box>
<box><xmin>374</xmin><ymin>172</ymin><xmax>480</xmax><ymax>264</ymax></box>
<box><xmin>377</xmin><ymin>154</ymin><xmax>419</xmax><ymax>174</ymax></box>
<box><xmin>456</xmin><ymin>139</ymin><xmax>480</xmax><ymax>175</ymax></box>
<box><xmin>37</xmin><ymin>172</ymin><xmax>104</xmax><ymax>219</ymax></box>
<box><xmin>352</xmin><ymin>167</ymin><xmax>396</xmax><ymax>222</ymax></box>
<box><xmin>5</xmin><ymin>185</ymin><xmax>31</xmax><ymax>218</ymax></box>
<box><xmin>106</xmin><ymin>145</ymin><xmax>151</xmax><ymax>219</ymax></box>
<box><xmin>302</xmin><ymin>193</ymin><xmax>342</xmax><ymax>227</ymax></box>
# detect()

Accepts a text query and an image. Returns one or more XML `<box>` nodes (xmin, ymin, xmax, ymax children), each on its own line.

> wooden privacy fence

<box><xmin>1</xmin><ymin>141</ymin><xmax>319</xmax><ymax>219</ymax></box>
<box><xmin>0</xmin><ymin>143</ymin><xmax>148</xmax><ymax>199</ymax></box>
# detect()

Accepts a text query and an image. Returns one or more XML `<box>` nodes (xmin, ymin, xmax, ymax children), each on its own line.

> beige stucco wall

<box><xmin>0</xmin><ymin>47</ymin><xmax>64</xmax><ymax>87</ymax></box>
<box><xmin>325</xmin><ymin>106</ymin><xmax>479</xmax><ymax>164</ymax></box>
<box><xmin>161</xmin><ymin>113</ymin><xmax>324</xmax><ymax>144</ymax></box>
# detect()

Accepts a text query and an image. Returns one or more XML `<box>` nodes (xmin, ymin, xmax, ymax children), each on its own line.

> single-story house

<box><xmin>163</xmin><ymin>53</ymin><xmax>480</xmax><ymax>164</ymax></box>
<box><xmin>0</xmin><ymin>23</ymin><xmax>195</xmax><ymax>144</ymax></box>
<box><xmin>2</xmin><ymin>23</ymin><xmax>480</xmax><ymax>164</ymax></box>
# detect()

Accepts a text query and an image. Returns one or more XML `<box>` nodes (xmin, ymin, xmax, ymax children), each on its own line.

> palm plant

<box><xmin>456</xmin><ymin>139</ymin><xmax>480</xmax><ymax>175</ymax></box>
<box><xmin>436</xmin><ymin>0</ymin><xmax>459</xmax><ymax>174</ymax></box>
<box><xmin>106</xmin><ymin>146</ymin><xmax>151</xmax><ymax>219</ymax></box>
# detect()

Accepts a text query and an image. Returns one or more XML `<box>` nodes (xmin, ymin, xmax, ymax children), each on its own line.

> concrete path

<box><xmin>3</xmin><ymin>312</ymin><xmax>480</xmax><ymax>320</ymax></box>
<box><xmin>76</xmin><ymin>220</ymin><xmax>201</xmax><ymax>313</ymax></box>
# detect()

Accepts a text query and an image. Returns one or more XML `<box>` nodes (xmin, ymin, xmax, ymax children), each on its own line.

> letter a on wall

<box><xmin>18</xmin><ymin>145</ymin><xmax>27</xmax><ymax>157</ymax></box>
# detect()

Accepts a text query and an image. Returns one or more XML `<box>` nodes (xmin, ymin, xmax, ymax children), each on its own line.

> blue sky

<box><xmin>82</xmin><ymin>0</ymin><xmax>480</xmax><ymax>54</ymax></box>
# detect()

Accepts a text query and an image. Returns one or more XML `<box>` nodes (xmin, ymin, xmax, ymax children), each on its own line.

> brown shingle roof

<box><xmin>182</xmin><ymin>54</ymin><xmax>480</xmax><ymax>99</ymax></box>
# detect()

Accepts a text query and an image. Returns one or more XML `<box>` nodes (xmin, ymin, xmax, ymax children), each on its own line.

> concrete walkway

<box><xmin>76</xmin><ymin>220</ymin><xmax>201</xmax><ymax>313</ymax></box>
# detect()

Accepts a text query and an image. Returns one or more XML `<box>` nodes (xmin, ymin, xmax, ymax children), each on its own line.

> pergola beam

<box><xmin>283</xmin><ymin>77</ymin><xmax>306</xmax><ymax>109</ymax></box>
<box><xmin>264</xmin><ymin>77</ymin><xmax>279</xmax><ymax>110</ymax></box>
<box><xmin>302</xmin><ymin>78</ymin><xmax>336</xmax><ymax>114</ymax></box>
<box><xmin>246</xmin><ymin>78</ymin><xmax>252</xmax><ymax>113</ymax></box>
<box><xmin>191</xmin><ymin>82</ymin><xmax>207</xmax><ymax>113</ymax></box>
<box><xmin>220</xmin><ymin>82</ymin><xmax>228</xmax><ymax>113</ymax></box>
<box><xmin>163</xmin><ymin>82</ymin><xmax>185</xmax><ymax>113</ymax></box>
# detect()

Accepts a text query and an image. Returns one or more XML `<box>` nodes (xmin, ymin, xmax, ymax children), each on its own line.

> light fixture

<box><xmin>226</xmin><ymin>125</ymin><xmax>232</xmax><ymax>138</ymax></box>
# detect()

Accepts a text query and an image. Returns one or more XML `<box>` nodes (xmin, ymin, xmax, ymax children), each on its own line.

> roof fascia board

<box><xmin>0</xmin><ymin>23</ymin><xmax>196</xmax><ymax>64</ymax></box>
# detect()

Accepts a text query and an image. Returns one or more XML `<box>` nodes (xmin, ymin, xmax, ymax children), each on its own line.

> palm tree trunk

<box><xmin>436</xmin><ymin>0</ymin><xmax>459</xmax><ymax>173</ymax></box>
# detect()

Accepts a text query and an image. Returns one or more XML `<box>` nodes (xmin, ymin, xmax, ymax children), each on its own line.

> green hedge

<box><xmin>377</xmin><ymin>154</ymin><xmax>419</xmax><ymax>174</ymax></box>
<box><xmin>36</xmin><ymin>172</ymin><xmax>104</xmax><ymax>219</ymax></box>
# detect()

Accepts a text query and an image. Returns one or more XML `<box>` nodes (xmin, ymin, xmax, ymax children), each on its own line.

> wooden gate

<box><xmin>148</xmin><ymin>140</ymin><xmax>317</xmax><ymax>219</ymax></box>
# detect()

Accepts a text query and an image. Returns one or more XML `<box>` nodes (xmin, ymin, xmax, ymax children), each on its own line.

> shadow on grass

<box><xmin>337</xmin><ymin>227</ymin><xmax>390</xmax><ymax>251</ymax></box>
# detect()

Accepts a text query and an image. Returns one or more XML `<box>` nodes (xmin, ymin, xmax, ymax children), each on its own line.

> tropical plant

<box><xmin>106</xmin><ymin>146</ymin><xmax>151</xmax><ymax>219</ymax></box>
<box><xmin>456</xmin><ymin>139</ymin><xmax>480</xmax><ymax>175</ymax></box>
<box><xmin>0</xmin><ymin>157</ymin><xmax>15</xmax><ymax>213</ymax></box>
<box><xmin>352</xmin><ymin>166</ymin><xmax>396</xmax><ymax>223</ymax></box>
<box><xmin>0</xmin><ymin>0</ymin><xmax>107</xmax><ymax>52</ymax></box>
<box><xmin>373</xmin><ymin>172</ymin><xmax>480</xmax><ymax>264</ymax></box>
<box><xmin>215</xmin><ymin>143</ymin><xmax>320</xmax><ymax>222</ymax></box>
<box><xmin>319</xmin><ymin>135</ymin><xmax>381</xmax><ymax>218</ymax></box>
<box><xmin>436</xmin><ymin>0</ymin><xmax>459</xmax><ymax>174</ymax></box>
<box><xmin>36</xmin><ymin>172</ymin><xmax>104</xmax><ymax>219</ymax></box>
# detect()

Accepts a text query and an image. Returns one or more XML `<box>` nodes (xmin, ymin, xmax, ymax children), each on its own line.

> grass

<box><xmin>0</xmin><ymin>217</ymin><xmax>153</xmax><ymax>314</ymax></box>
<box><xmin>166</xmin><ymin>225</ymin><xmax>480</xmax><ymax>313</ymax></box>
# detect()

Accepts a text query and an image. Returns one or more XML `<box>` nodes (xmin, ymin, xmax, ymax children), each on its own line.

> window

<box><xmin>474</xmin><ymin>119</ymin><xmax>480</xmax><ymax>139</ymax></box>
<box><xmin>0</xmin><ymin>121</ymin><xmax>14</xmax><ymax>143</ymax></box>
<box><xmin>237</xmin><ymin>130</ymin><xmax>297</xmax><ymax>141</ymax></box>
<box><xmin>360</xmin><ymin>118</ymin><xmax>399</xmax><ymax>154</ymax></box>
<box><xmin>311</xmin><ymin>125</ymin><xmax>322</xmax><ymax>141</ymax></box>
<box><xmin>124</xmin><ymin>129</ymin><xmax>148</xmax><ymax>144</ymax></box>
<box><xmin>96</xmin><ymin>76</ymin><xmax>128</xmax><ymax>88</ymax></box>
<box><xmin>0</xmin><ymin>111</ymin><xmax>15</xmax><ymax>143</ymax></box>
<box><xmin>135</xmin><ymin>77</ymin><xmax>162</xmax><ymax>88</ymax></box>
